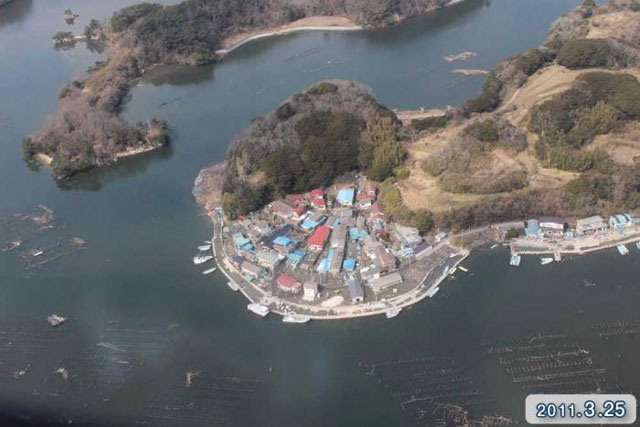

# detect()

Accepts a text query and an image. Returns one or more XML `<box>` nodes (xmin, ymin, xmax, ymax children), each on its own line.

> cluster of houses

<box><xmin>223</xmin><ymin>179</ymin><xmax>434</xmax><ymax>305</ymax></box>
<box><xmin>520</xmin><ymin>212</ymin><xmax>640</xmax><ymax>240</ymax></box>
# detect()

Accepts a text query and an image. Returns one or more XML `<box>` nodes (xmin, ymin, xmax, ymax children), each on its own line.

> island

<box><xmin>24</xmin><ymin>0</ymin><xmax>461</xmax><ymax>180</ymax></box>
<box><xmin>193</xmin><ymin>0</ymin><xmax>640</xmax><ymax>320</ymax></box>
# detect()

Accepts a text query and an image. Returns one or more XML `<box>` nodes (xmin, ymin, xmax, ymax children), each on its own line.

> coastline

<box><xmin>215</xmin><ymin>19</ymin><xmax>363</xmax><ymax>57</ymax></box>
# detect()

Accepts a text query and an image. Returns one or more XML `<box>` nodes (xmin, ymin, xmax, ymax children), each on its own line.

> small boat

<box><xmin>203</xmin><ymin>240</ymin><xmax>212</xmax><ymax>244</ymax></box>
<box><xmin>32</xmin><ymin>250</ymin><xmax>44</xmax><ymax>257</ymax></box>
<box><xmin>540</xmin><ymin>257</ymin><xmax>553</xmax><ymax>265</ymax></box>
<box><xmin>442</xmin><ymin>265</ymin><xmax>450</xmax><ymax>277</ymax></box>
<box><xmin>197</xmin><ymin>245</ymin><xmax>211</xmax><ymax>251</ymax></box>
<box><xmin>193</xmin><ymin>255</ymin><xmax>213</xmax><ymax>265</ymax></box>
<box><xmin>247</xmin><ymin>303</ymin><xmax>269</xmax><ymax>317</ymax></box>
<box><xmin>554</xmin><ymin>252</ymin><xmax>562</xmax><ymax>262</ymax></box>
<box><xmin>448</xmin><ymin>267</ymin><xmax>457</xmax><ymax>276</ymax></box>
<box><xmin>426</xmin><ymin>287</ymin><xmax>440</xmax><ymax>298</ymax></box>
<box><xmin>282</xmin><ymin>313</ymin><xmax>311</xmax><ymax>323</ymax></box>
<box><xmin>510</xmin><ymin>254</ymin><xmax>521</xmax><ymax>266</ymax></box>
<box><xmin>490</xmin><ymin>244</ymin><xmax>499</xmax><ymax>249</ymax></box>
<box><xmin>636</xmin><ymin>241</ymin><xmax>640</xmax><ymax>250</ymax></box>
<box><xmin>458</xmin><ymin>266</ymin><xmax>469</xmax><ymax>273</ymax></box>
<box><xmin>385</xmin><ymin>307</ymin><xmax>402</xmax><ymax>319</ymax></box>
<box><xmin>47</xmin><ymin>314</ymin><xmax>67</xmax><ymax>327</ymax></box>
<box><xmin>202</xmin><ymin>267</ymin><xmax>217</xmax><ymax>275</ymax></box>
<box><xmin>617</xmin><ymin>244</ymin><xmax>629</xmax><ymax>256</ymax></box>
<box><xmin>227</xmin><ymin>281</ymin><xmax>240</xmax><ymax>291</ymax></box>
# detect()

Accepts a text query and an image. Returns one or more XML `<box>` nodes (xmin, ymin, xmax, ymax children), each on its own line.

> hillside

<box><xmin>400</xmin><ymin>0</ymin><xmax>640</xmax><ymax>230</ymax></box>
<box><xmin>25</xmin><ymin>0</ymin><xmax>457</xmax><ymax>179</ymax></box>
<box><xmin>220</xmin><ymin>80</ymin><xmax>406</xmax><ymax>218</ymax></box>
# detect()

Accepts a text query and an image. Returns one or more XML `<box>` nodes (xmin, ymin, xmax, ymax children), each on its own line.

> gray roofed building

<box><xmin>391</xmin><ymin>224</ymin><xmax>423</xmax><ymax>248</ymax></box>
<box><xmin>330</xmin><ymin>224</ymin><xmax>347</xmax><ymax>249</ymax></box>
<box><xmin>240</xmin><ymin>261</ymin><xmax>266</xmax><ymax>278</ymax></box>
<box><xmin>346</xmin><ymin>275</ymin><xmax>364</xmax><ymax>303</ymax></box>
<box><xmin>329</xmin><ymin>248</ymin><xmax>345</xmax><ymax>274</ymax></box>
<box><xmin>576</xmin><ymin>215</ymin><xmax>607</xmax><ymax>236</ymax></box>
<box><xmin>255</xmin><ymin>249</ymin><xmax>281</xmax><ymax>269</ymax></box>
<box><xmin>368</xmin><ymin>272</ymin><xmax>403</xmax><ymax>294</ymax></box>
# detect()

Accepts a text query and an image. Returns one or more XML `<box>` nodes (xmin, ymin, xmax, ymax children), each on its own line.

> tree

<box><xmin>505</xmin><ymin>228</ymin><xmax>520</xmax><ymax>239</ymax></box>
<box><xmin>412</xmin><ymin>209</ymin><xmax>435</xmax><ymax>235</ymax></box>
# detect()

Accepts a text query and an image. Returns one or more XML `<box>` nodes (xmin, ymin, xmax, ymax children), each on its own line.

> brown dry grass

<box><xmin>587</xmin><ymin>11</ymin><xmax>636</xmax><ymax>39</ymax></box>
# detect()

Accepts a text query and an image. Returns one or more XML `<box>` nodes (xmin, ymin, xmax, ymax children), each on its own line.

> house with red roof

<box><xmin>371</xmin><ymin>202</ymin><xmax>384</xmax><ymax>218</ymax></box>
<box><xmin>357</xmin><ymin>192</ymin><xmax>376</xmax><ymax>209</ymax></box>
<box><xmin>307</xmin><ymin>225</ymin><xmax>330</xmax><ymax>251</ymax></box>
<box><xmin>286</xmin><ymin>194</ymin><xmax>305</xmax><ymax>206</ymax></box>
<box><xmin>277</xmin><ymin>274</ymin><xmax>302</xmax><ymax>293</ymax></box>
<box><xmin>293</xmin><ymin>204</ymin><xmax>307</xmax><ymax>220</ymax></box>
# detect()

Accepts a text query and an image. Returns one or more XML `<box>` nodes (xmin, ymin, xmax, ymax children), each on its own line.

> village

<box><xmin>208</xmin><ymin>177</ymin><xmax>471</xmax><ymax>322</ymax></box>
<box><xmin>507</xmin><ymin>211</ymin><xmax>640</xmax><ymax>265</ymax></box>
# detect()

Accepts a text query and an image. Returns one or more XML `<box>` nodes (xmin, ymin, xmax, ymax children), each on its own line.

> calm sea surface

<box><xmin>3</xmin><ymin>0</ymin><xmax>638</xmax><ymax>425</ymax></box>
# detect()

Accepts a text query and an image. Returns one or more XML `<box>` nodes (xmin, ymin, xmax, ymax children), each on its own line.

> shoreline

<box><xmin>215</xmin><ymin>24</ymin><xmax>363</xmax><ymax>57</ymax></box>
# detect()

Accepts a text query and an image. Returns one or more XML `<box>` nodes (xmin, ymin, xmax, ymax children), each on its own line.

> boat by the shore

<box><xmin>426</xmin><ymin>287</ymin><xmax>440</xmax><ymax>298</ymax></box>
<box><xmin>282</xmin><ymin>313</ymin><xmax>311</xmax><ymax>323</ymax></box>
<box><xmin>448</xmin><ymin>267</ymin><xmax>457</xmax><ymax>276</ymax></box>
<box><xmin>247</xmin><ymin>303</ymin><xmax>269</xmax><ymax>317</ymax></box>
<box><xmin>202</xmin><ymin>267</ymin><xmax>217</xmax><ymax>275</ymax></box>
<box><xmin>193</xmin><ymin>254</ymin><xmax>213</xmax><ymax>265</ymax></box>
<box><xmin>197</xmin><ymin>244</ymin><xmax>211</xmax><ymax>251</ymax></box>
<box><xmin>458</xmin><ymin>266</ymin><xmax>469</xmax><ymax>273</ymax></box>
<box><xmin>540</xmin><ymin>257</ymin><xmax>553</xmax><ymax>265</ymax></box>
<box><xmin>442</xmin><ymin>265</ymin><xmax>449</xmax><ymax>277</ymax></box>
<box><xmin>227</xmin><ymin>281</ymin><xmax>240</xmax><ymax>291</ymax></box>
<box><xmin>385</xmin><ymin>307</ymin><xmax>402</xmax><ymax>319</ymax></box>
<box><xmin>510</xmin><ymin>254</ymin><xmax>521</xmax><ymax>267</ymax></box>
<box><xmin>490</xmin><ymin>244</ymin><xmax>499</xmax><ymax>249</ymax></box>
<box><xmin>617</xmin><ymin>244</ymin><xmax>629</xmax><ymax>256</ymax></box>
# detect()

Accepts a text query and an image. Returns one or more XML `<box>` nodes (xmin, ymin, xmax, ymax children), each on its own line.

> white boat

<box><xmin>510</xmin><ymin>254</ymin><xmax>521</xmax><ymax>266</ymax></box>
<box><xmin>193</xmin><ymin>254</ymin><xmax>213</xmax><ymax>265</ymax></box>
<box><xmin>442</xmin><ymin>265</ymin><xmax>450</xmax><ymax>277</ymax></box>
<box><xmin>282</xmin><ymin>313</ymin><xmax>311</xmax><ymax>323</ymax></box>
<box><xmin>203</xmin><ymin>240</ymin><xmax>212</xmax><ymax>244</ymax></box>
<box><xmin>458</xmin><ymin>266</ymin><xmax>469</xmax><ymax>273</ymax></box>
<box><xmin>197</xmin><ymin>245</ymin><xmax>211</xmax><ymax>251</ymax></box>
<box><xmin>247</xmin><ymin>303</ymin><xmax>269</xmax><ymax>317</ymax></box>
<box><xmin>47</xmin><ymin>314</ymin><xmax>67</xmax><ymax>327</ymax></box>
<box><xmin>636</xmin><ymin>241</ymin><xmax>640</xmax><ymax>250</ymax></box>
<box><xmin>202</xmin><ymin>267</ymin><xmax>217</xmax><ymax>275</ymax></box>
<box><xmin>426</xmin><ymin>287</ymin><xmax>440</xmax><ymax>298</ymax></box>
<box><xmin>540</xmin><ymin>258</ymin><xmax>553</xmax><ymax>265</ymax></box>
<box><xmin>385</xmin><ymin>307</ymin><xmax>402</xmax><ymax>319</ymax></box>
<box><xmin>448</xmin><ymin>267</ymin><xmax>457</xmax><ymax>276</ymax></box>
<box><xmin>490</xmin><ymin>244</ymin><xmax>499</xmax><ymax>249</ymax></box>
<box><xmin>617</xmin><ymin>244</ymin><xmax>629</xmax><ymax>256</ymax></box>
<box><xmin>227</xmin><ymin>281</ymin><xmax>240</xmax><ymax>291</ymax></box>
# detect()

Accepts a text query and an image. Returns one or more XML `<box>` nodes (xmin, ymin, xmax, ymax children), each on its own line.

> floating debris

<box><xmin>96</xmin><ymin>342</ymin><xmax>125</xmax><ymax>352</ymax></box>
<box><xmin>55</xmin><ymin>368</ymin><xmax>69</xmax><ymax>381</ymax></box>
<box><xmin>13</xmin><ymin>364</ymin><xmax>30</xmax><ymax>379</ymax></box>
<box><xmin>47</xmin><ymin>314</ymin><xmax>67</xmax><ymax>327</ymax></box>
<box><xmin>185</xmin><ymin>370</ymin><xmax>201</xmax><ymax>388</ymax></box>
<box><xmin>444</xmin><ymin>51</ymin><xmax>477</xmax><ymax>62</ymax></box>
<box><xmin>452</xmin><ymin>68</ymin><xmax>488</xmax><ymax>75</ymax></box>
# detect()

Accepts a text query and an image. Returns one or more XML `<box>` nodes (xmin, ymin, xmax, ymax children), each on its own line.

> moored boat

<box><xmin>636</xmin><ymin>241</ymin><xmax>640</xmax><ymax>250</ymax></box>
<box><xmin>442</xmin><ymin>265</ymin><xmax>449</xmax><ymax>277</ymax></box>
<box><xmin>247</xmin><ymin>303</ymin><xmax>269</xmax><ymax>317</ymax></box>
<box><xmin>227</xmin><ymin>281</ymin><xmax>240</xmax><ymax>291</ymax></box>
<box><xmin>426</xmin><ymin>287</ymin><xmax>440</xmax><ymax>298</ymax></box>
<box><xmin>510</xmin><ymin>254</ymin><xmax>521</xmax><ymax>266</ymax></box>
<box><xmin>282</xmin><ymin>313</ymin><xmax>311</xmax><ymax>323</ymax></box>
<box><xmin>197</xmin><ymin>245</ymin><xmax>211</xmax><ymax>251</ymax></box>
<box><xmin>490</xmin><ymin>244</ymin><xmax>499</xmax><ymax>249</ymax></box>
<box><xmin>540</xmin><ymin>257</ymin><xmax>553</xmax><ymax>265</ymax></box>
<box><xmin>385</xmin><ymin>307</ymin><xmax>402</xmax><ymax>319</ymax></box>
<box><xmin>458</xmin><ymin>266</ymin><xmax>469</xmax><ymax>273</ymax></box>
<box><xmin>617</xmin><ymin>244</ymin><xmax>629</xmax><ymax>256</ymax></box>
<box><xmin>448</xmin><ymin>267</ymin><xmax>457</xmax><ymax>276</ymax></box>
<box><xmin>202</xmin><ymin>267</ymin><xmax>217</xmax><ymax>275</ymax></box>
<box><xmin>193</xmin><ymin>254</ymin><xmax>213</xmax><ymax>265</ymax></box>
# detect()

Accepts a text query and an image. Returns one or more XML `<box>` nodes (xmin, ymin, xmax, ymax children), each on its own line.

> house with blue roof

<box><xmin>524</xmin><ymin>219</ymin><xmax>539</xmax><ymax>237</ymax></box>
<box><xmin>336</xmin><ymin>188</ymin><xmax>355</xmax><ymax>207</ymax></box>
<box><xmin>342</xmin><ymin>258</ymin><xmax>356</xmax><ymax>271</ymax></box>
<box><xmin>609</xmin><ymin>214</ymin><xmax>632</xmax><ymax>233</ymax></box>
<box><xmin>287</xmin><ymin>250</ymin><xmax>307</xmax><ymax>269</ymax></box>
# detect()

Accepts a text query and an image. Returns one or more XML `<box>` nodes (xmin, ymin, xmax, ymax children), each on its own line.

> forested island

<box><xmin>25</xmin><ymin>0</ymin><xmax>459</xmax><ymax>179</ymax></box>
<box><xmin>196</xmin><ymin>0</ymin><xmax>640</xmax><ymax>233</ymax></box>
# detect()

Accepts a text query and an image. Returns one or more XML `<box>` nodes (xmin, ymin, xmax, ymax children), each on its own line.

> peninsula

<box><xmin>24</xmin><ymin>0</ymin><xmax>461</xmax><ymax>179</ymax></box>
<box><xmin>194</xmin><ymin>0</ymin><xmax>640</xmax><ymax>320</ymax></box>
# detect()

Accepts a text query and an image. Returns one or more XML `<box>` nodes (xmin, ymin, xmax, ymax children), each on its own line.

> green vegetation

<box><xmin>556</xmin><ymin>39</ymin><xmax>627</xmax><ymax>69</ymax></box>
<box><xmin>530</xmin><ymin>72</ymin><xmax>640</xmax><ymax>172</ymax></box>
<box><xmin>515</xmin><ymin>48</ymin><xmax>556</xmax><ymax>76</ymax></box>
<box><xmin>505</xmin><ymin>228</ymin><xmax>520</xmax><ymax>239</ymax></box>
<box><xmin>461</xmin><ymin>71</ymin><xmax>503</xmax><ymax>116</ymax></box>
<box><xmin>410</xmin><ymin>114</ymin><xmax>451</xmax><ymax>132</ymax></box>
<box><xmin>412</xmin><ymin>209</ymin><xmax>435</xmax><ymax>235</ymax></box>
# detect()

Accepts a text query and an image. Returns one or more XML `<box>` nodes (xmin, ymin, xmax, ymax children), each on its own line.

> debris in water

<box><xmin>97</xmin><ymin>342</ymin><xmax>125</xmax><ymax>352</ymax></box>
<box><xmin>185</xmin><ymin>370</ymin><xmax>201</xmax><ymax>388</ymax></box>
<box><xmin>56</xmin><ymin>368</ymin><xmax>69</xmax><ymax>381</ymax></box>
<box><xmin>13</xmin><ymin>364</ymin><xmax>31</xmax><ymax>379</ymax></box>
<box><xmin>444</xmin><ymin>51</ymin><xmax>477</xmax><ymax>62</ymax></box>
<box><xmin>47</xmin><ymin>314</ymin><xmax>67</xmax><ymax>327</ymax></box>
